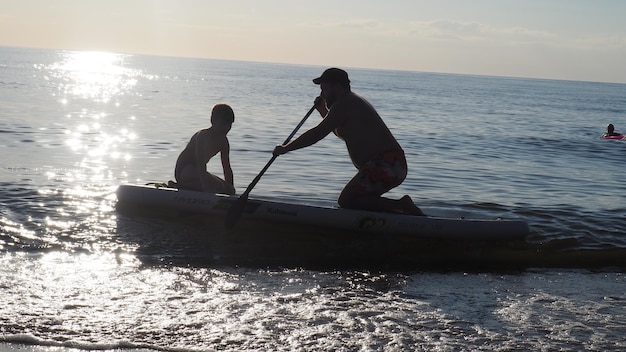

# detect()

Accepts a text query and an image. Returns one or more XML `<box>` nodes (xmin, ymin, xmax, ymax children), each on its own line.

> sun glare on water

<box><xmin>51</xmin><ymin>51</ymin><xmax>139</xmax><ymax>103</ymax></box>
<box><xmin>32</xmin><ymin>50</ymin><xmax>145</xmax><ymax>245</ymax></box>
<box><xmin>44</xmin><ymin>51</ymin><xmax>141</xmax><ymax>180</ymax></box>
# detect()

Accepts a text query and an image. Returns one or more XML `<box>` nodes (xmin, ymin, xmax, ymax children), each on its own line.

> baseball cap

<box><xmin>312</xmin><ymin>68</ymin><xmax>350</xmax><ymax>85</ymax></box>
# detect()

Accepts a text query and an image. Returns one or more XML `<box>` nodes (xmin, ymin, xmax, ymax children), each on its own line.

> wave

<box><xmin>1</xmin><ymin>334</ymin><xmax>196</xmax><ymax>352</ymax></box>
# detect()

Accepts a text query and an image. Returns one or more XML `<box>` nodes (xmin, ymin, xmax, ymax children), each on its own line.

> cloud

<box><xmin>576</xmin><ymin>33</ymin><xmax>626</xmax><ymax>51</ymax></box>
<box><xmin>300</xmin><ymin>18</ymin><xmax>559</xmax><ymax>46</ymax></box>
<box><xmin>305</xmin><ymin>17</ymin><xmax>626</xmax><ymax>56</ymax></box>
<box><xmin>406</xmin><ymin>20</ymin><xmax>558</xmax><ymax>45</ymax></box>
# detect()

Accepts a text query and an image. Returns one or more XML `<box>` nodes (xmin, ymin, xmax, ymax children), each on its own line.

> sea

<box><xmin>1</xmin><ymin>46</ymin><xmax>625</xmax><ymax>351</ymax></box>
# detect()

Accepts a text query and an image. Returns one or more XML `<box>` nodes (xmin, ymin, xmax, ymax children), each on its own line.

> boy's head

<box><xmin>211</xmin><ymin>104</ymin><xmax>235</xmax><ymax>126</ymax></box>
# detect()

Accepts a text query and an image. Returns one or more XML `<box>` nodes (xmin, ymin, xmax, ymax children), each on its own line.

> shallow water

<box><xmin>1</xmin><ymin>46</ymin><xmax>625</xmax><ymax>351</ymax></box>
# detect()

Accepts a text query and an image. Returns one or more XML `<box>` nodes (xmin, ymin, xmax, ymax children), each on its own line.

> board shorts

<box><xmin>353</xmin><ymin>148</ymin><xmax>408</xmax><ymax>196</ymax></box>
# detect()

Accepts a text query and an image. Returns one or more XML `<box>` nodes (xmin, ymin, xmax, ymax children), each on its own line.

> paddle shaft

<box><xmin>241</xmin><ymin>104</ymin><xmax>316</xmax><ymax>198</ymax></box>
<box><xmin>224</xmin><ymin>105</ymin><xmax>317</xmax><ymax>228</ymax></box>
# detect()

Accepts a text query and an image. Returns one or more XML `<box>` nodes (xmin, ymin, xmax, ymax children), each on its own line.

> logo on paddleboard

<box><xmin>173</xmin><ymin>196</ymin><xmax>212</xmax><ymax>206</ymax></box>
<box><xmin>214</xmin><ymin>199</ymin><xmax>261</xmax><ymax>213</ymax></box>
<box><xmin>267</xmin><ymin>207</ymin><xmax>298</xmax><ymax>216</ymax></box>
<box><xmin>356</xmin><ymin>216</ymin><xmax>388</xmax><ymax>230</ymax></box>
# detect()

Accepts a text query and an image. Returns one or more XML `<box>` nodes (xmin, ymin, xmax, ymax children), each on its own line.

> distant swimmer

<box><xmin>602</xmin><ymin>124</ymin><xmax>621</xmax><ymax>137</ymax></box>
<box><xmin>601</xmin><ymin>123</ymin><xmax>625</xmax><ymax>140</ymax></box>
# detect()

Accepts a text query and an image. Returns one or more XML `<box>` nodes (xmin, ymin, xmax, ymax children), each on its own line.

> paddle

<box><xmin>223</xmin><ymin>105</ymin><xmax>317</xmax><ymax>229</ymax></box>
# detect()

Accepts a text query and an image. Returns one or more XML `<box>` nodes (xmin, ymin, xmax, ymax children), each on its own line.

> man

<box><xmin>273</xmin><ymin>68</ymin><xmax>424</xmax><ymax>215</ymax></box>
<box><xmin>172</xmin><ymin>103</ymin><xmax>236</xmax><ymax>195</ymax></box>
<box><xmin>602</xmin><ymin>123</ymin><xmax>621</xmax><ymax>137</ymax></box>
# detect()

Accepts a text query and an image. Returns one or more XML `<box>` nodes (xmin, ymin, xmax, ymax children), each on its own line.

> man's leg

<box><xmin>338</xmin><ymin>174</ymin><xmax>423</xmax><ymax>215</ymax></box>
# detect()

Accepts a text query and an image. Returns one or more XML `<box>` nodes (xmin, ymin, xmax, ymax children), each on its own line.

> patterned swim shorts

<box><xmin>354</xmin><ymin>148</ymin><xmax>408</xmax><ymax>196</ymax></box>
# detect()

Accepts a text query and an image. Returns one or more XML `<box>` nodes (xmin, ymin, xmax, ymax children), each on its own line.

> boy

<box><xmin>172</xmin><ymin>103</ymin><xmax>236</xmax><ymax>195</ymax></box>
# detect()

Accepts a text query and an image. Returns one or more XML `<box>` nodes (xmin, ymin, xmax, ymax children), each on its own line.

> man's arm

<box><xmin>274</xmin><ymin>110</ymin><xmax>342</xmax><ymax>155</ymax></box>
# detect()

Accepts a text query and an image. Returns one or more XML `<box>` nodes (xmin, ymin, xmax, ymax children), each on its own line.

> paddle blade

<box><xmin>223</xmin><ymin>194</ymin><xmax>249</xmax><ymax>229</ymax></box>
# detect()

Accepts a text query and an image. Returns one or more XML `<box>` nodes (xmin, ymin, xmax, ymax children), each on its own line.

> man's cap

<box><xmin>313</xmin><ymin>68</ymin><xmax>350</xmax><ymax>85</ymax></box>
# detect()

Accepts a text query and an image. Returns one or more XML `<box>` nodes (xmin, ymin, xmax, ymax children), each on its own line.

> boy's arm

<box><xmin>220</xmin><ymin>139</ymin><xmax>234</xmax><ymax>186</ymax></box>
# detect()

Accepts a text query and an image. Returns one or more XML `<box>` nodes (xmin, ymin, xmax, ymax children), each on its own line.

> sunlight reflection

<box><xmin>39</xmin><ymin>252</ymin><xmax>141</xmax><ymax>279</ymax></box>
<box><xmin>0</xmin><ymin>217</ymin><xmax>37</xmax><ymax>243</ymax></box>
<box><xmin>48</xmin><ymin>51</ymin><xmax>142</xmax><ymax>177</ymax></box>
<box><xmin>71</xmin><ymin>129</ymin><xmax>136</xmax><ymax>162</ymax></box>
<box><xmin>37</xmin><ymin>51</ymin><xmax>143</xmax><ymax>248</ymax></box>
<box><xmin>50</xmin><ymin>51</ymin><xmax>139</xmax><ymax>103</ymax></box>
<box><xmin>41</xmin><ymin>51</ymin><xmax>143</xmax><ymax>179</ymax></box>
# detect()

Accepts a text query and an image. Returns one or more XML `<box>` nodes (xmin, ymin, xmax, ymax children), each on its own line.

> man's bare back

<box><xmin>326</xmin><ymin>92</ymin><xmax>401</xmax><ymax>168</ymax></box>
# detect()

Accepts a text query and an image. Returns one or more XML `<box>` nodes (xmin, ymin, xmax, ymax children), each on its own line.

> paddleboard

<box><xmin>116</xmin><ymin>184</ymin><xmax>529</xmax><ymax>241</ymax></box>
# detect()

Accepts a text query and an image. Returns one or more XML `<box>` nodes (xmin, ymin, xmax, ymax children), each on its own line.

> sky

<box><xmin>2</xmin><ymin>0</ymin><xmax>626</xmax><ymax>83</ymax></box>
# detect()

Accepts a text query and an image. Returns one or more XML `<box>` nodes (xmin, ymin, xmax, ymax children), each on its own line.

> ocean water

<box><xmin>1</xmin><ymin>46</ymin><xmax>625</xmax><ymax>351</ymax></box>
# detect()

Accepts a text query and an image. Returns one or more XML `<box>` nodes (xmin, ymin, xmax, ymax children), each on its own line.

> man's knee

<box><xmin>338</xmin><ymin>192</ymin><xmax>358</xmax><ymax>209</ymax></box>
